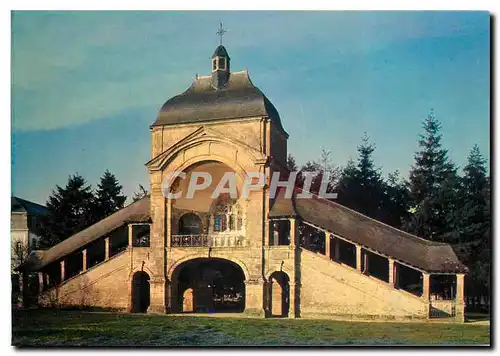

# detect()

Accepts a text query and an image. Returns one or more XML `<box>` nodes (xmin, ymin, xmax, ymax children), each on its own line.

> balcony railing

<box><xmin>171</xmin><ymin>234</ymin><xmax>246</xmax><ymax>248</ymax></box>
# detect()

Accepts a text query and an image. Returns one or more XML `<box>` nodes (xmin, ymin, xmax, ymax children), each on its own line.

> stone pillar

<box><xmin>166</xmin><ymin>198</ymin><xmax>172</xmax><ymax>249</ymax></box>
<box><xmin>45</xmin><ymin>274</ymin><xmax>50</xmax><ymax>288</ymax></box>
<box><xmin>289</xmin><ymin>218</ymin><xmax>297</xmax><ymax>247</ymax></box>
<box><xmin>273</xmin><ymin>223</ymin><xmax>280</xmax><ymax>246</ymax></box>
<box><xmin>289</xmin><ymin>283</ymin><xmax>297</xmax><ymax>318</ymax></box>
<box><xmin>356</xmin><ymin>245</ymin><xmax>362</xmax><ymax>272</ymax></box>
<box><xmin>60</xmin><ymin>260</ymin><xmax>65</xmax><ymax>282</ymax></box>
<box><xmin>325</xmin><ymin>233</ymin><xmax>331</xmax><ymax>259</ymax></box>
<box><xmin>422</xmin><ymin>272</ymin><xmax>431</xmax><ymax>319</ymax></box>
<box><xmin>105</xmin><ymin>237</ymin><xmax>110</xmax><ymax>260</ymax></box>
<box><xmin>128</xmin><ymin>224</ymin><xmax>133</xmax><ymax>247</ymax></box>
<box><xmin>264</xmin><ymin>219</ymin><xmax>270</xmax><ymax>247</ymax></box>
<box><xmin>422</xmin><ymin>272</ymin><xmax>430</xmax><ymax>301</ymax></box>
<box><xmin>148</xmin><ymin>277</ymin><xmax>167</xmax><ymax>313</ymax></box>
<box><xmin>38</xmin><ymin>272</ymin><xmax>44</xmax><ymax>292</ymax></box>
<box><xmin>82</xmin><ymin>249</ymin><xmax>87</xmax><ymax>272</ymax></box>
<box><xmin>363</xmin><ymin>251</ymin><xmax>369</xmax><ymax>274</ymax></box>
<box><xmin>455</xmin><ymin>273</ymin><xmax>465</xmax><ymax>323</ymax></box>
<box><xmin>388</xmin><ymin>259</ymin><xmax>395</xmax><ymax>287</ymax></box>
<box><xmin>334</xmin><ymin>237</ymin><xmax>340</xmax><ymax>262</ymax></box>
<box><xmin>244</xmin><ymin>279</ymin><xmax>265</xmax><ymax>317</ymax></box>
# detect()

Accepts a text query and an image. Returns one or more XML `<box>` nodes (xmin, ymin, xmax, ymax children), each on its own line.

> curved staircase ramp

<box><xmin>299</xmin><ymin>248</ymin><xmax>428</xmax><ymax>318</ymax></box>
<box><xmin>40</xmin><ymin>250</ymin><xmax>131</xmax><ymax>308</ymax></box>
<box><xmin>269</xmin><ymin>187</ymin><xmax>467</xmax><ymax>274</ymax></box>
<box><xmin>18</xmin><ymin>196</ymin><xmax>150</xmax><ymax>273</ymax></box>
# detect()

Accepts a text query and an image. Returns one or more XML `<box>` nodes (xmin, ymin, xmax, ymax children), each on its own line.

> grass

<box><xmin>12</xmin><ymin>309</ymin><xmax>490</xmax><ymax>347</ymax></box>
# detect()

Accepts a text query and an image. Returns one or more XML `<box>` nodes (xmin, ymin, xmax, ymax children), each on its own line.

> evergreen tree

<box><xmin>337</xmin><ymin>134</ymin><xmax>385</xmax><ymax>219</ymax></box>
<box><xmin>451</xmin><ymin>145</ymin><xmax>490</xmax><ymax>297</ymax></box>
<box><xmin>94</xmin><ymin>170</ymin><xmax>127</xmax><ymax>220</ymax></box>
<box><xmin>404</xmin><ymin>111</ymin><xmax>458</xmax><ymax>241</ymax></box>
<box><xmin>286</xmin><ymin>154</ymin><xmax>298</xmax><ymax>172</ymax></box>
<box><xmin>38</xmin><ymin>174</ymin><xmax>95</xmax><ymax>248</ymax></box>
<box><xmin>381</xmin><ymin>170</ymin><xmax>410</xmax><ymax>228</ymax></box>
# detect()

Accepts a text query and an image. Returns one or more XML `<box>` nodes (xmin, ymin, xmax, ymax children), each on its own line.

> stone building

<box><xmin>11</xmin><ymin>196</ymin><xmax>47</xmax><ymax>305</ymax></box>
<box><xmin>19</xmin><ymin>44</ymin><xmax>468</xmax><ymax>322</ymax></box>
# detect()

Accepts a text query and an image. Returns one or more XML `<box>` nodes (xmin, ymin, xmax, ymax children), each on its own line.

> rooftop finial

<box><xmin>216</xmin><ymin>22</ymin><xmax>226</xmax><ymax>45</ymax></box>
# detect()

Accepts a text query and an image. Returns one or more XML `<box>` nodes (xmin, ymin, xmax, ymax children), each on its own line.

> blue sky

<box><xmin>11</xmin><ymin>11</ymin><xmax>490</xmax><ymax>205</ymax></box>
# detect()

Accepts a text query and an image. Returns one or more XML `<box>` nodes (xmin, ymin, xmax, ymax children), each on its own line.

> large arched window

<box><xmin>213</xmin><ymin>200</ymin><xmax>243</xmax><ymax>233</ymax></box>
<box><xmin>179</xmin><ymin>213</ymin><xmax>202</xmax><ymax>235</ymax></box>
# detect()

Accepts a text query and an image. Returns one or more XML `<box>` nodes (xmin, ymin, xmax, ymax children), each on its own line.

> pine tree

<box><xmin>452</xmin><ymin>145</ymin><xmax>490</xmax><ymax>297</ymax></box>
<box><xmin>337</xmin><ymin>134</ymin><xmax>385</xmax><ymax>219</ymax></box>
<box><xmin>404</xmin><ymin>111</ymin><xmax>458</xmax><ymax>241</ymax></box>
<box><xmin>381</xmin><ymin>170</ymin><xmax>410</xmax><ymax>228</ymax></box>
<box><xmin>38</xmin><ymin>174</ymin><xmax>95</xmax><ymax>248</ymax></box>
<box><xmin>286</xmin><ymin>154</ymin><xmax>298</xmax><ymax>172</ymax></box>
<box><xmin>94</xmin><ymin>170</ymin><xmax>127</xmax><ymax>220</ymax></box>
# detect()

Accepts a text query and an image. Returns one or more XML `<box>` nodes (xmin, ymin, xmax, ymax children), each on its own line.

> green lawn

<box><xmin>12</xmin><ymin>309</ymin><xmax>490</xmax><ymax>347</ymax></box>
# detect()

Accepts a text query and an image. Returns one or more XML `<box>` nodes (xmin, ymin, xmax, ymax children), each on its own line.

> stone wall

<box><xmin>299</xmin><ymin>249</ymin><xmax>429</xmax><ymax>320</ymax></box>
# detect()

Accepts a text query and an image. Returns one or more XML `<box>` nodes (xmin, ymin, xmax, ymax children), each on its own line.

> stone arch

<box><xmin>170</xmin><ymin>257</ymin><xmax>247</xmax><ymax>313</ymax></box>
<box><xmin>168</xmin><ymin>253</ymin><xmax>250</xmax><ymax>281</ymax></box>
<box><xmin>269</xmin><ymin>271</ymin><xmax>290</xmax><ymax>318</ymax></box>
<box><xmin>131</xmin><ymin>271</ymin><xmax>150</xmax><ymax>313</ymax></box>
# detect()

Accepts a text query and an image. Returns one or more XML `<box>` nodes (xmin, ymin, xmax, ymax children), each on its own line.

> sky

<box><xmin>11</xmin><ymin>11</ymin><xmax>490</xmax><ymax>205</ymax></box>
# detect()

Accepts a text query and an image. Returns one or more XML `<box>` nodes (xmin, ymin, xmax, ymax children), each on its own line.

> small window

<box><xmin>212</xmin><ymin>59</ymin><xmax>217</xmax><ymax>71</ymax></box>
<box><xmin>218</xmin><ymin>57</ymin><xmax>226</xmax><ymax>70</ymax></box>
<box><xmin>132</xmin><ymin>224</ymin><xmax>150</xmax><ymax>247</ymax></box>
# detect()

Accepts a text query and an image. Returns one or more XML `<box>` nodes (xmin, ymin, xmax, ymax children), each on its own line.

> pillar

<box><xmin>167</xmin><ymin>198</ymin><xmax>172</xmax><ymax>248</ymax></box>
<box><xmin>356</xmin><ymin>245</ymin><xmax>362</xmax><ymax>272</ymax></box>
<box><xmin>363</xmin><ymin>251</ymin><xmax>369</xmax><ymax>274</ymax></box>
<box><xmin>82</xmin><ymin>249</ymin><xmax>87</xmax><ymax>272</ymax></box>
<box><xmin>273</xmin><ymin>223</ymin><xmax>280</xmax><ymax>246</ymax></box>
<box><xmin>38</xmin><ymin>272</ymin><xmax>44</xmax><ymax>292</ymax></box>
<box><xmin>60</xmin><ymin>260</ymin><xmax>65</xmax><ymax>282</ymax></box>
<box><xmin>334</xmin><ymin>237</ymin><xmax>340</xmax><ymax>262</ymax></box>
<box><xmin>105</xmin><ymin>237</ymin><xmax>110</xmax><ymax>260</ymax></box>
<box><xmin>422</xmin><ymin>272</ymin><xmax>430</xmax><ymax>301</ymax></box>
<box><xmin>148</xmin><ymin>277</ymin><xmax>167</xmax><ymax>313</ymax></box>
<box><xmin>455</xmin><ymin>273</ymin><xmax>465</xmax><ymax>323</ymax></box>
<box><xmin>289</xmin><ymin>218</ymin><xmax>297</xmax><ymax>248</ymax></box>
<box><xmin>128</xmin><ymin>224</ymin><xmax>133</xmax><ymax>247</ymax></box>
<box><xmin>325</xmin><ymin>233</ymin><xmax>331</xmax><ymax>259</ymax></box>
<box><xmin>45</xmin><ymin>274</ymin><xmax>50</xmax><ymax>288</ymax></box>
<box><xmin>244</xmin><ymin>279</ymin><xmax>265</xmax><ymax>317</ymax></box>
<box><xmin>388</xmin><ymin>259</ymin><xmax>395</xmax><ymax>287</ymax></box>
<box><xmin>289</xmin><ymin>283</ymin><xmax>297</xmax><ymax>318</ymax></box>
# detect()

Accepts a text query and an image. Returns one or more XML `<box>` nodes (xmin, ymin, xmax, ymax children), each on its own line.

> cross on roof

<box><xmin>216</xmin><ymin>22</ymin><xmax>227</xmax><ymax>45</ymax></box>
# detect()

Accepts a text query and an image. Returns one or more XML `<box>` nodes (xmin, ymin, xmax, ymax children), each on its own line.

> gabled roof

<box><xmin>152</xmin><ymin>70</ymin><xmax>287</xmax><ymax>135</ymax></box>
<box><xmin>11</xmin><ymin>196</ymin><xmax>47</xmax><ymax>216</ymax></box>
<box><xmin>18</xmin><ymin>196</ymin><xmax>151</xmax><ymax>272</ymax></box>
<box><xmin>269</xmin><ymin>188</ymin><xmax>468</xmax><ymax>274</ymax></box>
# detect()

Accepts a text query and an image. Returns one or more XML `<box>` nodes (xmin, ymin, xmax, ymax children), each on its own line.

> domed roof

<box><xmin>152</xmin><ymin>70</ymin><xmax>286</xmax><ymax>134</ymax></box>
<box><xmin>212</xmin><ymin>45</ymin><xmax>230</xmax><ymax>59</ymax></box>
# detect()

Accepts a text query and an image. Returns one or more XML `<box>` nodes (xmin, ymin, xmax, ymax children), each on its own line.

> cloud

<box><xmin>11</xmin><ymin>11</ymin><xmax>488</xmax><ymax>132</ymax></box>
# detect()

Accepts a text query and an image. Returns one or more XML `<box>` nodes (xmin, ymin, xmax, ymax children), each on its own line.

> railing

<box><xmin>171</xmin><ymin>234</ymin><xmax>246</xmax><ymax>248</ymax></box>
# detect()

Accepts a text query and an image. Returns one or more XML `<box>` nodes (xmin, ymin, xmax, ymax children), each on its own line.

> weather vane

<box><xmin>216</xmin><ymin>22</ymin><xmax>226</xmax><ymax>45</ymax></box>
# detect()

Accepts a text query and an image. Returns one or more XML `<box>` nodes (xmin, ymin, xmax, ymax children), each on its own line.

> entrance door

<box><xmin>131</xmin><ymin>271</ymin><xmax>150</xmax><ymax>313</ymax></box>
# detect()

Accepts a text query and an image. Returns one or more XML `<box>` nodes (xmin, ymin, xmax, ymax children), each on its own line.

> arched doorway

<box><xmin>172</xmin><ymin>258</ymin><xmax>246</xmax><ymax>313</ymax></box>
<box><xmin>269</xmin><ymin>271</ymin><xmax>290</xmax><ymax>317</ymax></box>
<box><xmin>131</xmin><ymin>271</ymin><xmax>150</xmax><ymax>313</ymax></box>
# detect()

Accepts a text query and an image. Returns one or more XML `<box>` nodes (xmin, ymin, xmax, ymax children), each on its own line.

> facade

<box><xmin>11</xmin><ymin>197</ymin><xmax>47</xmax><ymax>305</ymax></box>
<box><xmin>19</xmin><ymin>45</ymin><xmax>468</xmax><ymax>322</ymax></box>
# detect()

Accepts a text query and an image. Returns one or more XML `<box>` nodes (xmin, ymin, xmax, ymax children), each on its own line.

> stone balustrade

<box><xmin>171</xmin><ymin>234</ymin><xmax>246</xmax><ymax>248</ymax></box>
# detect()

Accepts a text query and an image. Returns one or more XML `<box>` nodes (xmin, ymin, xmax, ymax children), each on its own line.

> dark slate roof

<box><xmin>11</xmin><ymin>196</ymin><xmax>47</xmax><ymax>216</ymax></box>
<box><xmin>152</xmin><ymin>70</ymin><xmax>287</xmax><ymax>135</ymax></box>
<box><xmin>212</xmin><ymin>45</ymin><xmax>230</xmax><ymax>58</ymax></box>
<box><xmin>18</xmin><ymin>196</ymin><xmax>151</xmax><ymax>272</ymax></box>
<box><xmin>269</xmin><ymin>189</ymin><xmax>468</xmax><ymax>274</ymax></box>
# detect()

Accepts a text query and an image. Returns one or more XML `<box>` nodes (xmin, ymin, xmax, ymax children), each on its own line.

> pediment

<box><xmin>146</xmin><ymin>125</ymin><xmax>266</xmax><ymax>172</ymax></box>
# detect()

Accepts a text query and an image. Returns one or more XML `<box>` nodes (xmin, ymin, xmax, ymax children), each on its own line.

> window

<box><xmin>212</xmin><ymin>199</ymin><xmax>242</xmax><ymax>233</ymax></box>
<box><xmin>179</xmin><ymin>213</ymin><xmax>202</xmax><ymax>235</ymax></box>
<box><xmin>212</xmin><ymin>59</ymin><xmax>217</xmax><ymax>71</ymax></box>
<box><xmin>132</xmin><ymin>224</ymin><xmax>150</xmax><ymax>247</ymax></box>
<box><xmin>218</xmin><ymin>57</ymin><xmax>226</xmax><ymax>70</ymax></box>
